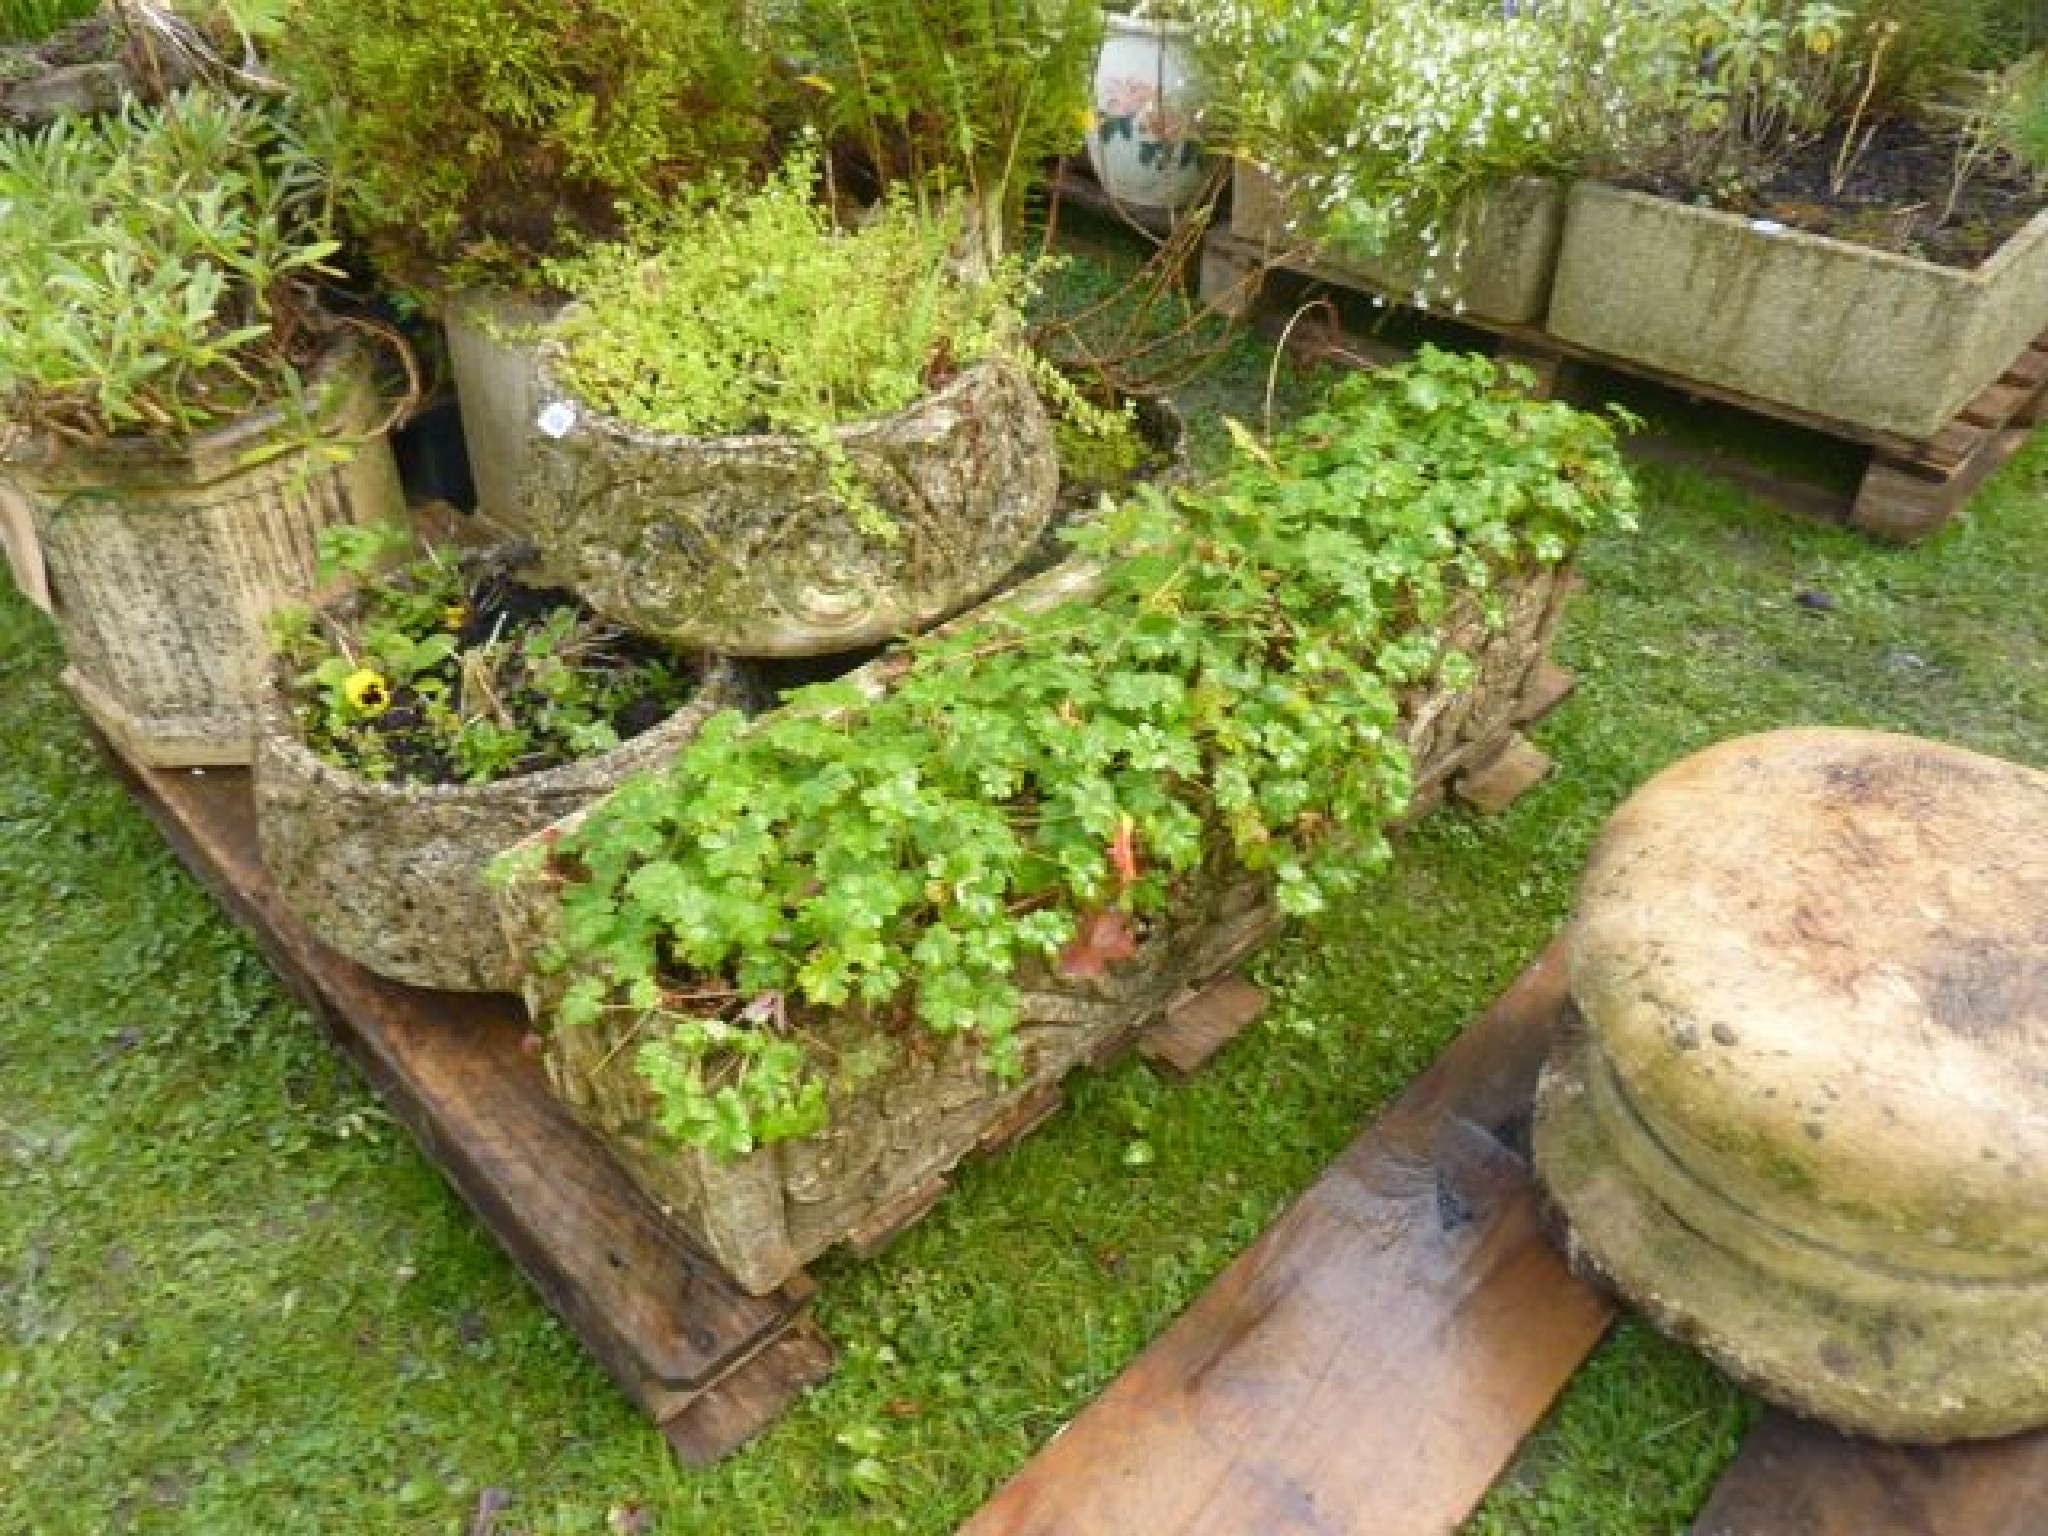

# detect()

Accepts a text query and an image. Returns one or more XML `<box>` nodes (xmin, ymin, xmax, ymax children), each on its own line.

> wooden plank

<box><xmin>1139</xmin><ymin>975</ymin><xmax>1268</xmax><ymax>1077</ymax></box>
<box><xmin>660</xmin><ymin>1320</ymin><xmax>836</xmax><ymax>1467</ymax></box>
<box><xmin>103</xmin><ymin>754</ymin><xmax>828</xmax><ymax>1457</ymax></box>
<box><xmin>1514</xmin><ymin>660</ymin><xmax>1577</xmax><ymax>727</ymax></box>
<box><xmin>1453</xmin><ymin>732</ymin><xmax>1553</xmax><ymax>815</ymax></box>
<box><xmin>962</xmin><ymin>944</ymin><xmax>1615</xmax><ymax>1536</ymax></box>
<box><xmin>1692</xmin><ymin>1410</ymin><xmax>2048</xmax><ymax>1536</ymax></box>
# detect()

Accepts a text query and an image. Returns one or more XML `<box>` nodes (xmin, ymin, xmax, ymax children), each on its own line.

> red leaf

<box><xmin>1058</xmin><ymin>908</ymin><xmax>1141</xmax><ymax>979</ymax></box>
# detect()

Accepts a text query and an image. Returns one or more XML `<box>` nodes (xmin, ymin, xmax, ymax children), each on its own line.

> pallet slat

<box><xmin>105</xmin><ymin>754</ymin><xmax>828</xmax><ymax>1458</ymax></box>
<box><xmin>961</xmin><ymin>945</ymin><xmax>1615</xmax><ymax>1536</ymax></box>
<box><xmin>1691</xmin><ymin>1411</ymin><xmax>2048</xmax><ymax>1536</ymax></box>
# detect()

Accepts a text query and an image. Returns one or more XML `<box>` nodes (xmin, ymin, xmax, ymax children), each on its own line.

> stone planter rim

<box><xmin>534</xmin><ymin>328</ymin><xmax>1033</xmax><ymax>461</ymax></box>
<box><xmin>258</xmin><ymin>594</ymin><xmax>744</xmax><ymax>809</ymax></box>
<box><xmin>1570</xmin><ymin>179</ymin><xmax>2048</xmax><ymax>285</ymax></box>
<box><xmin>1102</xmin><ymin>10</ymin><xmax>1196</xmax><ymax>37</ymax></box>
<box><xmin>0</xmin><ymin>335</ymin><xmax>375</xmax><ymax>490</ymax></box>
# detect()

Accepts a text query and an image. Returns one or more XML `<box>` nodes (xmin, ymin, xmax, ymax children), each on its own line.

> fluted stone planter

<box><xmin>444</xmin><ymin>289</ymin><xmax>561</xmax><ymax>544</ymax></box>
<box><xmin>1547</xmin><ymin>182</ymin><xmax>2048</xmax><ymax>440</ymax></box>
<box><xmin>1536</xmin><ymin>728</ymin><xmax>2048</xmax><ymax>1442</ymax></box>
<box><xmin>1229</xmin><ymin>162</ymin><xmax>1568</xmax><ymax>325</ymax></box>
<box><xmin>256</xmin><ymin>647</ymin><xmax>743</xmax><ymax>994</ymax></box>
<box><xmin>497</xmin><ymin>556</ymin><xmax>1571</xmax><ymax>1294</ymax></box>
<box><xmin>0</xmin><ymin>342</ymin><xmax>401</xmax><ymax>766</ymax></box>
<box><xmin>525</xmin><ymin>352</ymin><xmax>1061</xmax><ymax>657</ymax></box>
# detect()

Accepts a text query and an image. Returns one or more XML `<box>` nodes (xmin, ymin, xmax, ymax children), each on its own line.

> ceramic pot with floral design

<box><xmin>1085</xmin><ymin>12</ymin><xmax>1207</xmax><ymax>213</ymax></box>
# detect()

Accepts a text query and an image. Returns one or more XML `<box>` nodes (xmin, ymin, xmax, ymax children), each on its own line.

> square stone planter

<box><xmin>1228</xmin><ymin>162</ymin><xmax>1569</xmax><ymax>326</ymax></box>
<box><xmin>496</xmin><ymin>557</ymin><xmax>1572</xmax><ymax>1295</ymax></box>
<box><xmin>1547</xmin><ymin>181</ymin><xmax>2048</xmax><ymax>442</ymax></box>
<box><xmin>0</xmin><ymin>342</ymin><xmax>403</xmax><ymax>766</ymax></box>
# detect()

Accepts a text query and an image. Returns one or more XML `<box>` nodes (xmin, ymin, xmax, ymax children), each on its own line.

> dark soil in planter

<box><xmin>1630</xmin><ymin>117</ymin><xmax>2043</xmax><ymax>268</ymax></box>
<box><xmin>288</xmin><ymin>556</ymin><xmax>704</xmax><ymax>787</ymax></box>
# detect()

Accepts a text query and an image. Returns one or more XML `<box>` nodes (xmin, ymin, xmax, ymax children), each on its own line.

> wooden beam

<box><xmin>962</xmin><ymin>944</ymin><xmax>1614</xmax><ymax>1536</ymax></box>
<box><xmin>103</xmin><ymin>752</ymin><xmax>829</xmax><ymax>1461</ymax></box>
<box><xmin>1692</xmin><ymin>1411</ymin><xmax>2048</xmax><ymax>1536</ymax></box>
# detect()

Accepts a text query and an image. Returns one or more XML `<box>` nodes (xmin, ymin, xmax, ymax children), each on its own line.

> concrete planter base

<box><xmin>498</xmin><ymin>559</ymin><xmax>1571</xmax><ymax>1295</ymax></box>
<box><xmin>1547</xmin><ymin>182</ymin><xmax>2048</xmax><ymax>441</ymax></box>
<box><xmin>1228</xmin><ymin>163</ymin><xmax>1567</xmax><ymax>326</ymax></box>
<box><xmin>444</xmin><ymin>290</ymin><xmax>562</xmax><ymax>545</ymax></box>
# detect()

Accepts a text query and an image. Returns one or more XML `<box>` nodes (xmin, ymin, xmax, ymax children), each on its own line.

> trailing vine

<box><xmin>507</xmin><ymin>350</ymin><xmax>1637</xmax><ymax>1159</ymax></box>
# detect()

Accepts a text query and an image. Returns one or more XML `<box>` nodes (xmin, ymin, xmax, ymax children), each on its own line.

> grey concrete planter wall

<box><xmin>255</xmin><ymin>648</ymin><xmax>744</xmax><ymax>994</ymax></box>
<box><xmin>525</xmin><ymin>352</ymin><xmax>1061</xmax><ymax>657</ymax></box>
<box><xmin>496</xmin><ymin>557</ymin><xmax>1571</xmax><ymax>1294</ymax></box>
<box><xmin>443</xmin><ymin>289</ymin><xmax>561</xmax><ymax>544</ymax></box>
<box><xmin>1548</xmin><ymin>181</ymin><xmax>2048</xmax><ymax>441</ymax></box>
<box><xmin>1229</xmin><ymin>162</ymin><xmax>1568</xmax><ymax>326</ymax></box>
<box><xmin>0</xmin><ymin>342</ymin><xmax>403</xmax><ymax>767</ymax></box>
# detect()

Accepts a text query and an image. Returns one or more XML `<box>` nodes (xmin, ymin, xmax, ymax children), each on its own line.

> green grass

<box><xmin>0</xmin><ymin>0</ymin><xmax>96</xmax><ymax>46</ymax></box>
<box><xmin>4</xmin><ymin>328</ymin><xmax>2047</xmax><ymax>1532</ymax></box>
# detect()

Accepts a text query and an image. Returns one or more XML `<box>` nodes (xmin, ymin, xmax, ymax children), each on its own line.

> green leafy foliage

<box><xmin>270</xmin><ymin>526</ymin><xmax>701</xmax><ymax>786</ymax></box>
<box><xmin>781</xmin><ymin>0</ymin><xmax>1100</xmax><ymax>263</ymax></box>
<box><xmin>272</xmin><ymin>0</ymin><xmax>774</xmax><ymax>293</ymax></box>
<box><xmin>545</xmin><ymin>151</ymin><xmax>1029</xmax><ymax>533</ymax></box>
<box><xmin>525</xmin><ymin>349</ymin><xmax>1637</xmax><ymax>1158</ymax></box>
<box><xmin>0</xmin><ymin>89</ymin><xmax>337</xmax><ymax>442</ymax></box>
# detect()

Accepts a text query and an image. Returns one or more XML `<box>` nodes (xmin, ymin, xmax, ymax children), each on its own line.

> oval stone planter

<box><xmin>525</xmin><ymin>353</ymin><xmax>1061</xmax><ymax>657</ymax></box>
<box><xmin>496</xmin><ymin>556</ymin><xmax>1572</xmax><ymax>1294</ymax></box>
<box><xmin>443</xmin><ymin>288</ymin><xmax>562</xmax><ymax>543</ymax></box>
<box><xmin>1086</xmin><ymin>13</ymin><xmax>1209</xmax><ymax>213</ymax></box>
<box><xmin>1229</xmin><ymin>161</ymin><xmax>1568</xmax><ymax>326</ymax></box>
<box><xmin>0</xmin><ymin>341</ymin><xmax>402</xmax><ymax>767</ymax></box>
<box><xmin>1546</xmin><ymin>181</ymin><xmax>2048</xmax><ymax>441</ymax></box>
<box><xmin>256</xmin><ymin>645</ymin><xmax>744</xmax><ymax>994</ymax></box>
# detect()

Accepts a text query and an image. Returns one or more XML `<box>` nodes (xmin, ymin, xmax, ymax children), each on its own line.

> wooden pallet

<box><xmin>1201</xmin><ymin>226</ymin><xmax>2048</xmax><ymax>544</ymax></box>
<box><xmin>963</xmin><ymin>944</ymin><xmax>2048</xmax><ymax>1535</ymax></box>
<box><xmin>99</xmin><ymin>747</ymin><xmax>832</xmax><ymax>1466</ymax></box>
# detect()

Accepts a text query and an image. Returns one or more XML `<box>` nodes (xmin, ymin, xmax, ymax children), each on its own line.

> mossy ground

<box><xmin>5</xmin><ymin>256</ymin><xmax>2046</xmax><ymax>1532</ymax></box>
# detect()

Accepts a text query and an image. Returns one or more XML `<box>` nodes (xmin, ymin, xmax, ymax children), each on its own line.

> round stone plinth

<box><xmin>1534</xmin><ymin>728</ymin><xmax>2048</xmax><ymax>1442</ymax></box>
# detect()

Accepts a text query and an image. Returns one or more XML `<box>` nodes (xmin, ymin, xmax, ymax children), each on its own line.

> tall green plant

<box><xmin>273</xmin><ymin>0</ymin><xmax>775</xmax><ymax>295</ymax></box>
<box><xmin>779</xmin><ymin>0</ymin><xmax>1100</xmax><ymax>264</ymax></box>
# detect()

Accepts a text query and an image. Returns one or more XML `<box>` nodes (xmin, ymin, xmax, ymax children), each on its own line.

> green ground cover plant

<box><xmin>4</xmin><ymin>256</ymin><xmax>2047</xmax><ymax>1530</ymax></box>
<box><xmin>522</xmin><ymin>347</ymin><xmax>1635</xmax><ymax>1159</ymax></box>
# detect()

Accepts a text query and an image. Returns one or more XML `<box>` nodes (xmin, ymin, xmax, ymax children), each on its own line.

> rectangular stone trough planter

<box><xmin>1228</xmin><ymin>162</ymin><xmax>1569</xmax><ymax>326</ymax></box>
<box><xmin>497</xmin><ymin>557</ymin><xmax>1572</xmax><ymax>1296</ymax></box>
<box><xmin>1546</xmin><ymin>181</ymin><xmax>2048</xmax><ymax>442</ymax></box>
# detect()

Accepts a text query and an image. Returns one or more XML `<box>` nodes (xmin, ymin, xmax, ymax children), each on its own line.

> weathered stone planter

<box><xmin>1228</xmin><ymin>163</ymin><xmax>1568</xmax><ymax>325</ymax></box>
<box><xmin>0</xmin><ymin>343</ymin><xmax>402</xmax><ymax>767</ymax></box>
<box><xmin>525</xmin><ymin>353</ymin><xmax>1061</xmax><ymax>657</ymax></box>
<box><xmin>1536</xmin><ymin>728</ymin><xmax>2048</xmax><ymax>1442</ymax></box>
<box><xmin>497</xmin><ymin>557</ymin><xmax>1571</xmax><ymax>1294</ymax></box>
<box><xmin>255</xmin><ymin>643</ymin><xmax>743</xmax><ymax>994</ymax></box>
<box><xmin>444</xmin><ymin>290</ymin><xmax>561</xmax><ymax>544</ymax></box>
<box><xmin>1547</xmin><ymin>182</ymin><xmax>2048</xmax><ymax>440</ymax></box>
